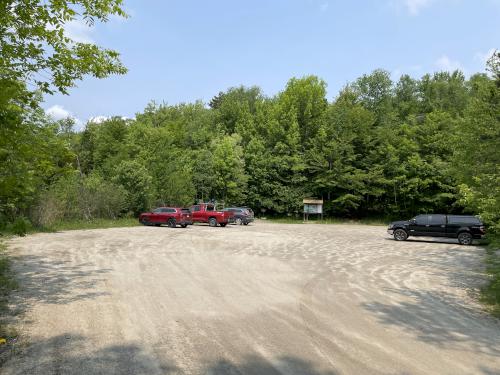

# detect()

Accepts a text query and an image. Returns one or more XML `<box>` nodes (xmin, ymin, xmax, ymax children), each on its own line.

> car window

<box><xmin>192</xmin><ymin>205</ymin><xmax>201</xmax><ymax>212</ymax></box>
<box><xmin>181</xmin><ymin>209</ymin><xmax>190</xmax><ymax>213</ymax></box>
<box><xmin>448</xmin><ymin>216</ymin><xmax>481</xmax><ymax>225</ymax></box>
<box><xmin>415</xmin><ymin>215</ymin><xmax>429</xmax><ymax>225</ymax></box>
<box><xmin>153</xmin><ymin>208</ymin><xmax>162</xmax><ymax>213</ymax></box>
<box><xmin>166</xmin><ymin>208</ymin><xmax>176</xmax><ymax>213</ymax></box>
<box><xmin>429</xmin><ymin>215</ymin><xmax>446</xmax><ymax>225</ymax></box>
<box><xmin>206</xmin><ymin>205</ymin><xmax>214</xmax><ymax>212</ymax></box>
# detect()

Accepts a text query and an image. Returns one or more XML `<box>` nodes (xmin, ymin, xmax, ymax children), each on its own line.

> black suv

<box><xmin>223</xmin><ymin>207</ymin><xmax>254</xmax><ymax>225</ymax></box>
<box><xmin>387</xmin><ymin>214</ymin><xmax>485</xmax><ymax>245</ymax></box>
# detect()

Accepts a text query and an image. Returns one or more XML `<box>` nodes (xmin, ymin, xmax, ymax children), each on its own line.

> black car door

<box><xmin>408</xmin><ymin>215</ymin><xmax>430</xmax><ymax>236</ymax></box>
<box><xmin>428</xmin><ymin>214</ymin><xmax>447</xmax><ymax>237</ymax></box>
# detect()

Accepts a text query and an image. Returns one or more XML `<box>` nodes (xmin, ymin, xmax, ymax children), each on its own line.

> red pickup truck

<box><xmin>190</xmin><ymin>203</ymin><xmax>234</xmax><ymax>227</ymax></box>
<box><xmin>139</xmin><ymin>207</ymin><xmax>193</xmax><ymax>228</ymax></box>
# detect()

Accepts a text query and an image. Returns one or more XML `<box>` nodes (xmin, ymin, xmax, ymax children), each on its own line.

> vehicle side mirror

<box><xmin>410</xmin><ymin>218</ymin><xmax>416</xmax><ymax>224</ymax></box>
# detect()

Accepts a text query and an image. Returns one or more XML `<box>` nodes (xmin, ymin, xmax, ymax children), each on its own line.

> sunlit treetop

<box><xmin>0</xmin><ymin>0</ymin><xmax>128</xmax><ymax>94</ymax></box>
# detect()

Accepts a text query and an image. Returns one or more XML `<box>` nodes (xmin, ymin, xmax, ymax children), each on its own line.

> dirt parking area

<box><xmin>3</xmin><ymin>222</ymin><xmax>500</xmax><ymax>374</ymax></box>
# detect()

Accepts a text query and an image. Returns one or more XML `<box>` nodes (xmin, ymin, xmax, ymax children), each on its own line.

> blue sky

<box><xmin>44</xmin><ymin>0</ymin><xmax>500</xmax><ymax>128</ymax></box>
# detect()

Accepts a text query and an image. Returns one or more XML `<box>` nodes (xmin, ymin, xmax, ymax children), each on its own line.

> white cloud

<box><xmin>45</xmin><ymin>105</ymin><xmax>84</xmax><ymax>130</ymax></box>
<box><xmin>403</xmin><ymin>0</ymin><xmax>432</xmax><ymax>15</ymax></box>
<box><xmin>65</xmin><ymin>19</ymin><xmax>94</xmax><ymax>43</ymax></box>
<box><xmin>46</xmin><ymin>104</ymin><xmax>72</xmax><ymax>120</ymax></box>
<box><xmin>474</xmin><ymin>48</ymin><xmax>497</xmax><ymax>66</ymax></box>
<box><xmin>435</xmin><ymin>55</ymin><xmax>464</xmax><ymax>72</ymax></box>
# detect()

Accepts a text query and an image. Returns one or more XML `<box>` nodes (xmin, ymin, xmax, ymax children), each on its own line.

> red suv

<box><xmin>139</xmin><ymin>207</ymin><xmax>193</xmax><ymax>228</ymax></box>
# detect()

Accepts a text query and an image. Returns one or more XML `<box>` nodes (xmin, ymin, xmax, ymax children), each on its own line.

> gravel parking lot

<box><xmin>3</xmin><ymin>222</ymin><xmax>500</xmax><ymax>374</ymax></box>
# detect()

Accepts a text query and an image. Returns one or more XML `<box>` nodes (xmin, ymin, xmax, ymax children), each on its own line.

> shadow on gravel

<box><xmin>5</xmin><ymin>334</ymin><xmax>339</xmax><ymax>375</ymax></box>
<box><xmin>384</xmin><ymin>237</ymin><xmax>482</xmax><ymax>246</ymax></box>
<box><xmin>8</xmin><ymin>254</ymin><xmax>111</xmax><ymax>311</ymax></box>
<box><xmin>205</xmin><ymin>356</ymin><xmax>339</xmax><ymax>375</ymax></box>
<box><xmin>363</xmin><ymin>288</ymin><xmax>500</xmax><ymax>358</ymax></box>
<box><xmin>4</xmin><ymin>334</ymin><xmax>179</xmax><ymax>375</ymax></box>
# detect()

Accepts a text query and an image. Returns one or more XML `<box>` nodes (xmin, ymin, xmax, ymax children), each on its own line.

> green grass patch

<box><xmin>263</xmin><ymin>217</ymin><xmax>388</xmax><ymax>226</ymax></box>
<box><xmin>45</xmin><ymin>217</ymin><xmax>140</xmax><ymax>232</ymax></box>
<box><xmin>0</xmin><ymin>217</ymin><xmax>140</xmax><ymax>236</ymax></box>
<box><xmin>480</xmin><ymin>235</ymin><xmax>500</xmax><ymax>317</ymax></box>
<box><xmin>0</xmin><ymin>241</ymin><xmax>18</xmax><ymax>340</ymax></box>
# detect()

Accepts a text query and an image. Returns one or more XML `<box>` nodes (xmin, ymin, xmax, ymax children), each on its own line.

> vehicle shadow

<box><xmin>384</xmin><ymin>237</ymin><xmax>481</xmax><ymax>246</ymax></box>
<box><xmin>2</xmin><ymin>333</ymin><xmax>340</xmax><ymax>375</ymax></box>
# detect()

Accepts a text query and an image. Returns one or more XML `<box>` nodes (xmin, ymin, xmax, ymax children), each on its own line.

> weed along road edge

<box><xmin>3</xmin><ymin>222</ymin><xmax>500</xmax><ymax>374</ymax></box>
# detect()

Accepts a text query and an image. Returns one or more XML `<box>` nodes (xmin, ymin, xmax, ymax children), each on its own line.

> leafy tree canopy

<box><xmin>0</xmin><ymin>0</ymin><xmax>127</xmax><ymax>94</ymax></box>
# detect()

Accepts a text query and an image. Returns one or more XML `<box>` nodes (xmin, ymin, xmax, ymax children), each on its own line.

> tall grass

<box><xmin>481</xmin><ymin>236</ymin><xmax>500</xmax><ymax>317</ymax></box>
<box><xmin>0</xmin><ymin>241</ymin><xmax>18</xmax><ymax>341</ymax></box>
<box><xmin>45</xmin><ymin>217</ymin><xmax>140</xmax><ymax>232</ymax></box>
<box><xmin>0</xmin><ymin>217</ymin><xmax>140</xmax><ymax>236</ymax></box>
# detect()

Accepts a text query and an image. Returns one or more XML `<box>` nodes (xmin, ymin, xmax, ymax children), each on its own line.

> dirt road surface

<box><xmin>3</xmin><ymin>223</ymin><xmax>500</xmax><ymax>374</ymax></box>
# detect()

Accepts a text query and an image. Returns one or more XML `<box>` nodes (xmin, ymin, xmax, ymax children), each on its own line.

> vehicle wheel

<box><xmin>141</xmin><ymin>217</ymin><xmax>150</xmax><ymax>226</ymax></box>
<box><xmin>243</xmin><ymin>222</ymin><xmax>249</xmax><ymax>226</ymax></box>
<box><xmin>209</xmin><ymin>217</ymin><xmax>217</xmax><ymax>227</ymax></box>
<box><xmin>180</xmin><ymin>224</ymin><xmax>187</xmax><ymax>228</ymax></box>
<box><xmin>168</xmin><ymin>218</ymin><xmax>176</xmax><ymax>228</ymax></box>
<box><xmin>393</xmin><ymin>229</ymin><xmax>408</xmax><ymax>241</ymax></box>
<box><xmin>235</xmin><ymin>218</ymin><xmax>242</xmax><ymax>225</ymax></box>
<box><xmin>458</xmin><ymin>232</ymin><xmax>472</xmax><ymax>245</ymax></box>
<box><xmin>220</xmin><ymin>223</ymin><xmax>227</xmax><ymax>227</ymax></box>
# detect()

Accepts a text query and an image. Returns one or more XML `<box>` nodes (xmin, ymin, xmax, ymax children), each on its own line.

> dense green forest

<box><xmin>0</xmin><ymin>2</ymin><xmax>498</xmax><ymax>236</ymax></box>
<box><xmin>1</xmin><ymin>56</ymin><xmax>499</xmax><ymax>234</ymax></box>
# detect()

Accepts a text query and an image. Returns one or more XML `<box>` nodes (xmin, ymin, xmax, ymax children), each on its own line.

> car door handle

<box><xmin>425</xmin><ymin>225</ymin><xmax>430</xmax><ymax>227</ymax></box>
<box><xmin>441</xmin><ymin>225</ymin><xmax>445</xmax><ymax>227</ymax></box>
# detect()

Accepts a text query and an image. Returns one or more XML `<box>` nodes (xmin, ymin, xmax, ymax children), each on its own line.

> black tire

<box><xmin>235</xmin><ymin>217</ymin><xmax>242</xmax><ymax>225</ymax></box>
<box><xmin>393</xmin><ymin>228</ymin><xmax>408</xmax><ymax>241</ymax></box>
<box><xmin>458</xmin><ymin>232</ymin><xmax>472</xmax><ymax>245</ymax></box>
<box><xmin>168</xmin><ymin>218</ymin><xmax>176</xmax><ymax>228</ymax></box>
<box><xmin>141</xmin><ymin>217</ymin><xmax>150</xmax><ymax>226</ymax></box>
<box><xmin>209</xmin><ymin>217</ymin><xmax>217</xmax><ymax>227</ymax></box>
<box><xmin>220</xmin><ymin>223</ymin><xmax>227</xmax><ymax>227</ymax></box>
<box><xmin>180</xmin><ymin>224</ymin><xmax>187</xmax><ymax>228</ymax></box>
<box><xmin>243</xmin><ymin>222</ymin><xmax>249</xmax><ymax>226</ymax></box>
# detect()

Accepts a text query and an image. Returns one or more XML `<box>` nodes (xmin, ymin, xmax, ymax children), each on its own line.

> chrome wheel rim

<box><xmin>395</xmin><ymin>230</ymin><xmax>406</xmax><ymax>241</ymax></box>
<box><xmin>459</xmin><ymin>233</ymin><xmax>471</xmax><ymax>245</ymax></box>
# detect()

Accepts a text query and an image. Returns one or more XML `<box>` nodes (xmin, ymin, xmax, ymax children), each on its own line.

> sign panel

<box><xmin>304</xmin><ymin>204</ymin><xmax>322</xmax><ymax>214</ymax></box>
